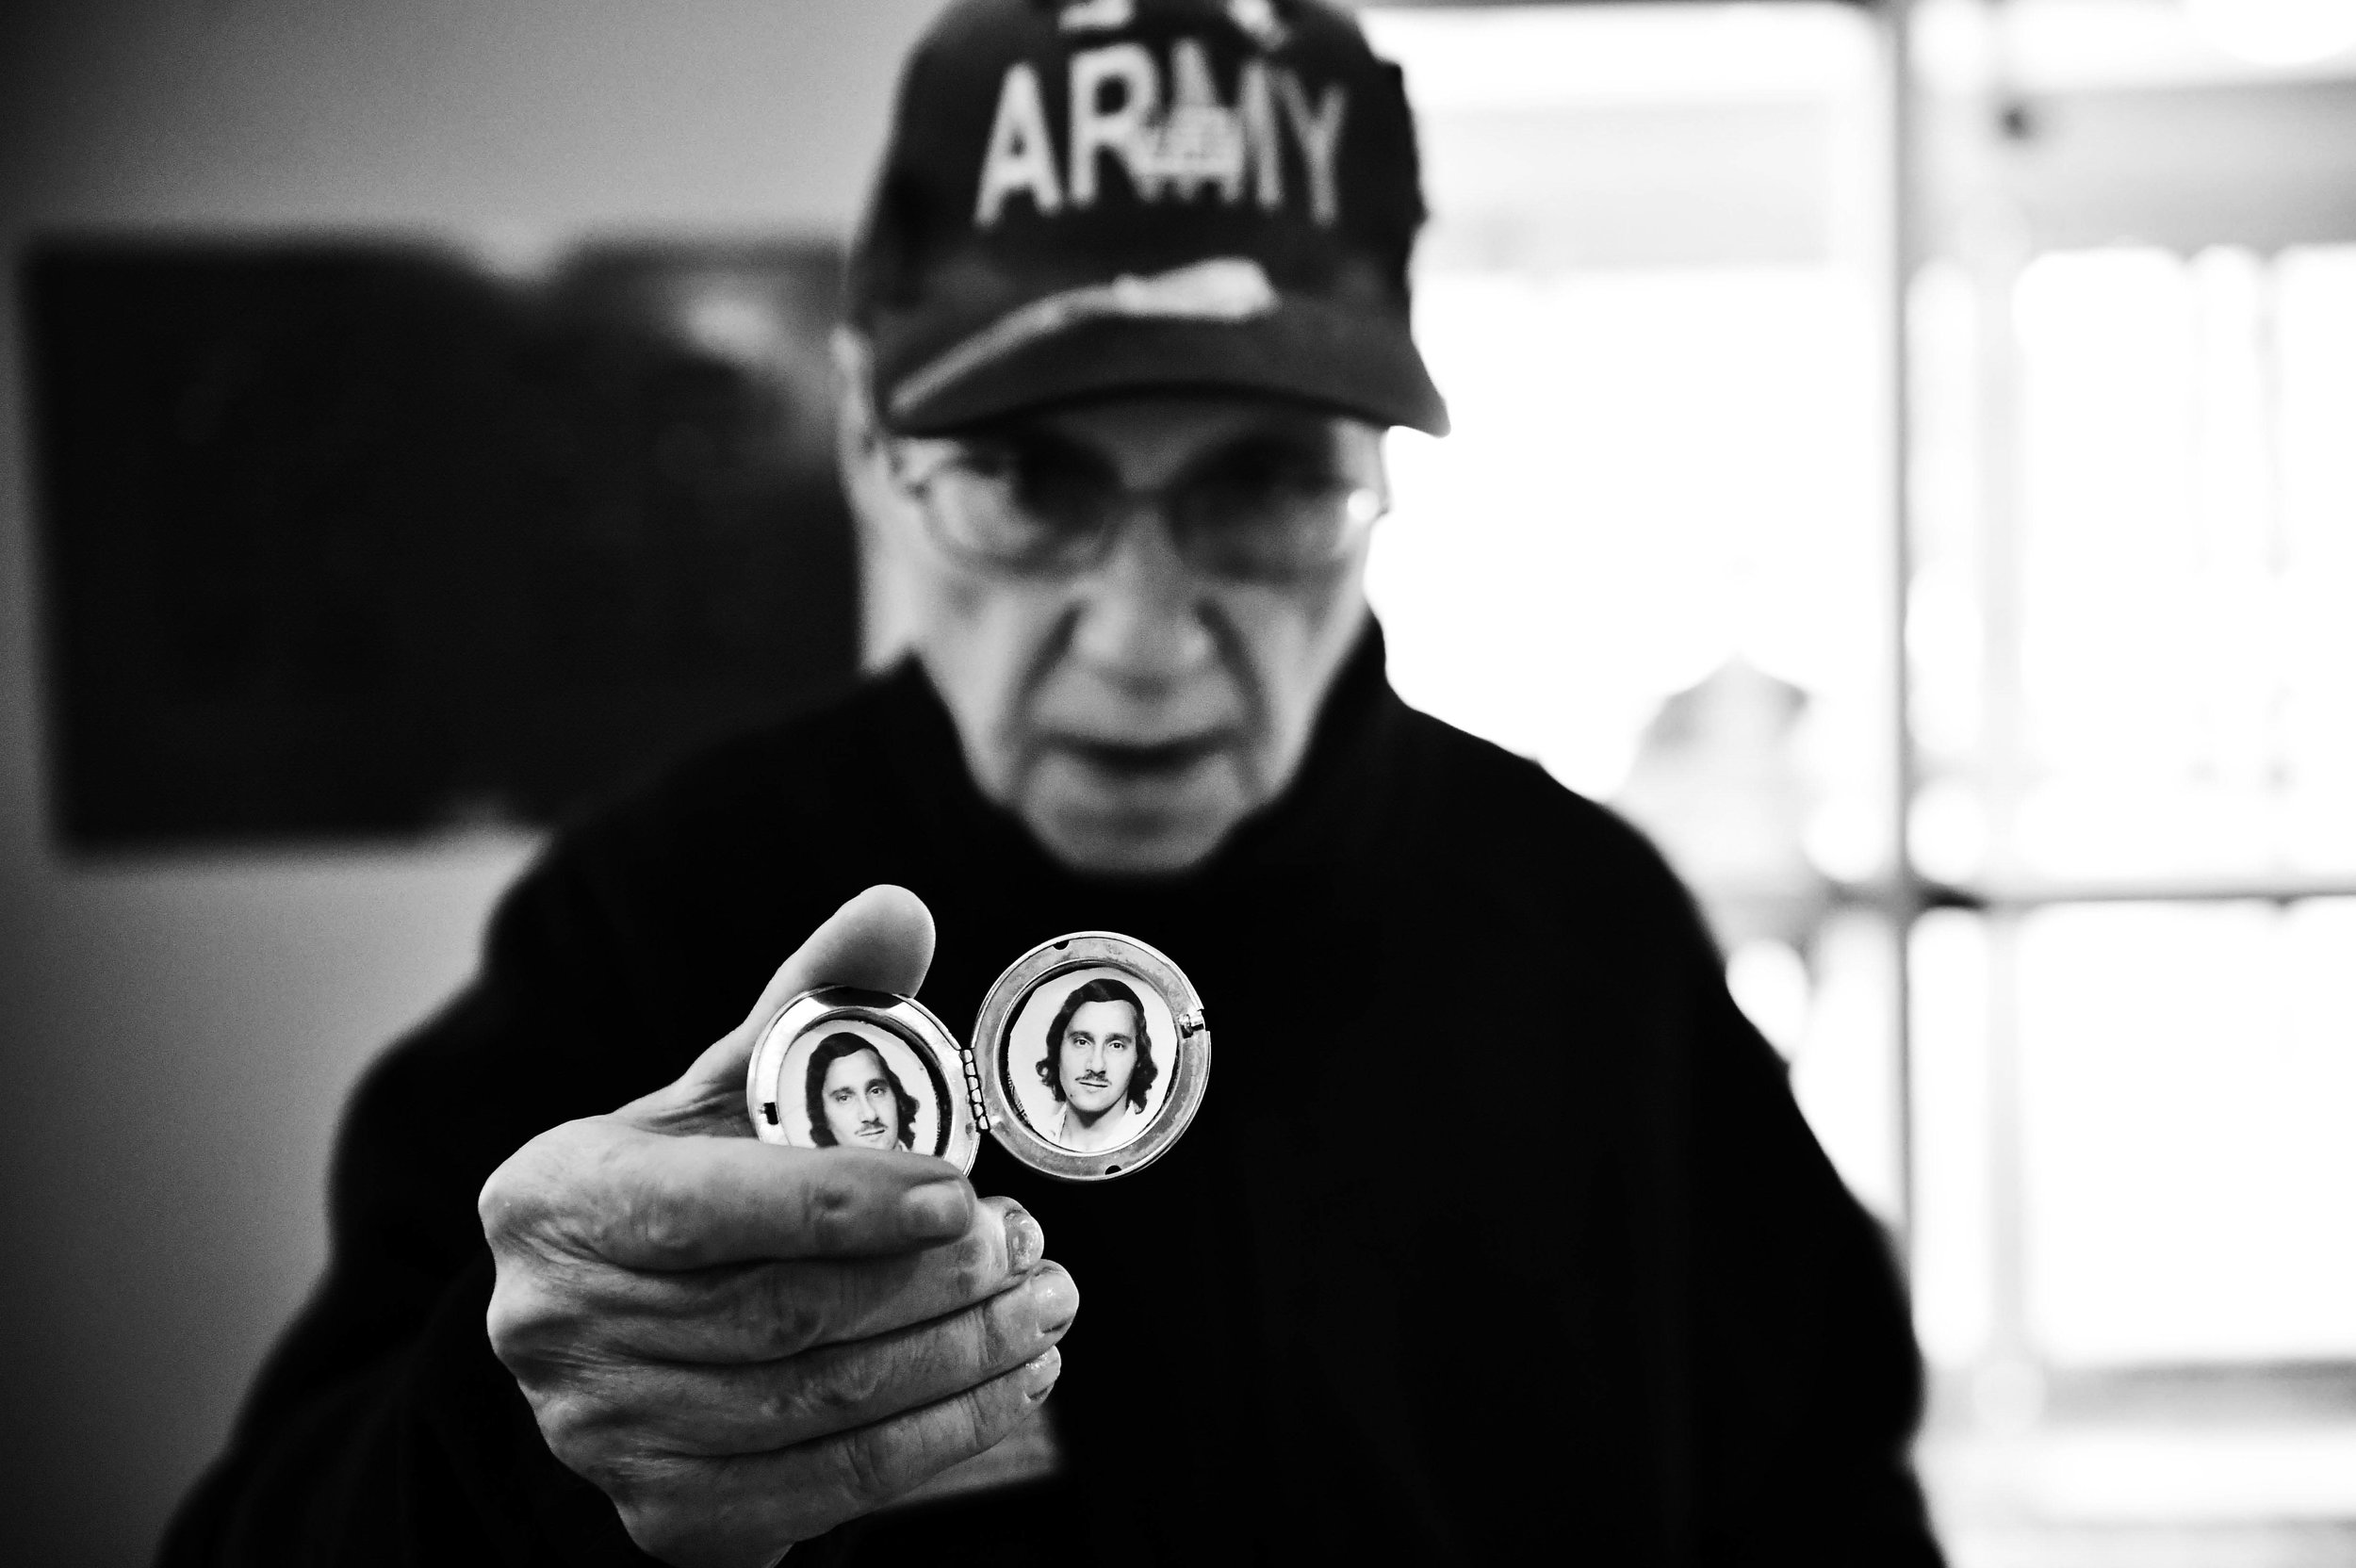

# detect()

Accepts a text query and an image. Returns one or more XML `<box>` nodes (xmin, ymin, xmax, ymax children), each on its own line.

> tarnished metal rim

<box><xmin>973</xmin><ymin>932</ymin><xmax>1211</xmax><ymax>1184</ymax></box>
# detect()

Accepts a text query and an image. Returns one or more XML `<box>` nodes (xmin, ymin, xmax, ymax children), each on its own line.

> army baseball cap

<box><xmin>846</xmin><ymin>0</ymin><xmax>1449</xmax><ymax>436</ymax></box>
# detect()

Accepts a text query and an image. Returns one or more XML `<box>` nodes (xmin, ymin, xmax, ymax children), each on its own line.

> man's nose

<box><xmin>1068</xmin><ymin>510</ymin><xmax>1218</xmax><ymax>683</ymax></box>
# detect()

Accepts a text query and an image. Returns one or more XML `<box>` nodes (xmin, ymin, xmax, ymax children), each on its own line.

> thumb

<box><xmin>625</xmin><ymin>884</ymin><xmax>937</xmax><ymax>1135</ymax></box>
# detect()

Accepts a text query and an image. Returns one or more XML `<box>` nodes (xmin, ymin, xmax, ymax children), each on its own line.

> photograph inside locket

<box><xmin>772</xmin><ymin>1016</ymin><xmax>957</xmax><ymax>1161</ymax></box>
<box><xmin>1001</xmin><ymin>967</ymin><xmax>1180</xmax><ymax>1156</ymax></box>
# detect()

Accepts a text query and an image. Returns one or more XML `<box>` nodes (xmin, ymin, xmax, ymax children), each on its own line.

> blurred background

<box><xmin>2</xmin><ymin>0</ymin><xmax>2352</xmax><ymax>1562</ymax></box>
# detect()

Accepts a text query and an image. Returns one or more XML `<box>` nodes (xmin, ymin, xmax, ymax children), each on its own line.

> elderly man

<box><xmin>164</xmin><ymin>1</ymin><xmax>1943</xmax><ymax>1564</ymax></box>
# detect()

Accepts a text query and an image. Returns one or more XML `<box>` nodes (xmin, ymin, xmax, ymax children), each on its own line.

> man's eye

<box><xmin>1186</xmin><ymin>468</ymin><xmax>1354</xmax><ymax>532</ymax></box>
<box><xmin>1232</xmin><ymin>460</ymin><xmax>1342</xmax><ymax>490</ymax></box>
<box><xmin>946</xmin><ymin>443</ymin><xmax>1021</xmax><ymax>482</ymax></box>
<box><xmin>1009</xmin><ymin>463</ymin><xmax>1112</xmax><ymax>524</ymax></box>
<box><xmin>960</xmin><ymin>443</ymin><xmax>1104</xmax><ymax>497</ymax></box>
<box><xmin>1200</xmin><ymin>436</ymin><xmax>1346</xmax><ymax>489</ymax></box>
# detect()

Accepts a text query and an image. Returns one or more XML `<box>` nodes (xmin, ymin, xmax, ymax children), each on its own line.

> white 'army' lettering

<box><xmin>973</xmin><ymin>40</ymin><xmax>1348</xmax><ymax>228</ymax></box>
<box><xmin>975</xmin><ymin>62</ymin><xmax>1067</xmax><ymax>220</ymax></box>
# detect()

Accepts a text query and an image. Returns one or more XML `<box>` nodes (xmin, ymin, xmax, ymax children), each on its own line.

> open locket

<box><xmin>745</xmin><ymin>932</ymin><xmax>1209</xmax><ymax>1182</ymax></box>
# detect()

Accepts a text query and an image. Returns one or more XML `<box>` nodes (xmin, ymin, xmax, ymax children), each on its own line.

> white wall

<box><xmin>0</xmin><ymin>3</ymin><xmax>938</xmax><ymax>1560</ymax></box>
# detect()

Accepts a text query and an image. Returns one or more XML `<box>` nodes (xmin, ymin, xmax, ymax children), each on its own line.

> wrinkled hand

<box><xmin>480</xmin><ymin>886</ymin><xmax>1074</xmax><ymax>1567</ymax></box>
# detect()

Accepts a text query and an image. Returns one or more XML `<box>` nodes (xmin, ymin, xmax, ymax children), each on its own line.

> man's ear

<box><xmin>831</xmin><ymin>326</ymin><xmax>885</xmax><ymax>482</ymax></box>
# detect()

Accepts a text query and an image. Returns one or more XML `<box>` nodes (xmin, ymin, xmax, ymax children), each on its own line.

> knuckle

<box><xmin>614</xmin><ymin>1495</ymin><xmax>695</xmax><ymax>1564</ymax></box>
<box><xmin>793</xmin><ymin>1347</ymin><xmax>893</xmax><ymax>1428</ymax></box>
<box><xmin>530</xmin><ymin>1383</ymin><xmax>613</xmax><ymax>1454</ymax></box>
<box><xmin>798</xmin><ymin>1171</ymin><xmax>862</xmax><ymax>1253</ymax></box>
<box><xmin>599</xmin><ymin>1456</ymin><xmax>732</xmax><ymax>1564</ymax></box>
<box><xmin>943</xmin><ymin>1381</ymin><xmax>1016</xmax><ymax>1460</ymax></box>
<box><xmin>480</xmin><ymin>1119</ymin><xmax>631</xmax><ymax>1256</ymax></box>
<box><xmin>504</xmin><ymin>1341</ymin><xmax>607</xmax><ymax>1416</ymax></box>
<box><xmin>747</xmin><ymin>1264</ymin><xmax>833</xmax><ymax>1357</ymax></box>
<box><xmin>484</xmin><ymin>1250</ymin><xmax>614</xmax><ymax>1353</ymax></box>
<box><xmin>826</xmin><ymin>1425</ymin><xmax>906</xmax><ymax>1510</ymax></box>
<box><xmin>476</xmin><ymin>1172</ymin><xmax>517</xmax><ymax>1239</ymax></box>
<box><xmin>477</xmin><ymin>1157</ymin><xmax>552</xmax><ymax>1248</ymax></box>
<box><xmin>615</xmin><ymin>1188</ymin><xmax>697</xmax><ymax>1269</ymax></box>
<box><xmin>529</xmin><ymin>1390</ymin><xmax>671</xmax><ymax>1511</ymax></box>
<box><xmin>483</xmin><ymin>1275</ymin><xmax>562</xmax><ymax>1366</ymax></box>
<box><xmin>940</xmin><ymin>1230</ymin><xmax>999</xmax><ymax>1301</ymax></box>
<box><xmin>978</xmin><ymin>1291</ymin><xmax>1033</xmax><ymax>1364</ymax></box>
<box><xmin>557</xmin><ymin>1129</ymin><xmax>691</xmax><ymax>1268</ymax></box>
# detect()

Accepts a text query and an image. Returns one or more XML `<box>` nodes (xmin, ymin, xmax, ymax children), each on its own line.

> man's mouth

<box><xmin>1055</xmin><ymin>735</ymin><xmax>1231</xmax><ymax>779</ymax></box>
<box><xmin>1075</xmin><ymin>1074</ymin><xmax>1109</xmax><ymax>1089</ymax></box>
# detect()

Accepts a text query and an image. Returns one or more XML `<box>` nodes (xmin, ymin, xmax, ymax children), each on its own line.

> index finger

<box><xmin>522</xmin><ymin>1120</ymin><xmax>973</xmax><ymax>1269</ymax></box>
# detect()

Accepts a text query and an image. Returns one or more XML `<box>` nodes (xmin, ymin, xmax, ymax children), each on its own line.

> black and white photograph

<box><xmin>1000</xmin><ymin>967</ymin><xmax>1181</xmax><ymax>1155</ymax></box>
<box><xmin>757</xmin><ymin>1014</ymin><xmax>958</xmax><ymax>1160</ymax></box>
<box><xmin>8</xmin><ymin>0</ymin><xmax>2356</xmax><ymax>1563</ymax></box>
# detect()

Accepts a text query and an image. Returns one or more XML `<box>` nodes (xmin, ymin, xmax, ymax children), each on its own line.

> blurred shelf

<box><xmin>1834</xmin><ymin>874</ymin><xmax>2356</xmax><ymax>915</ymax></box>
<box><xmin>1939</xmin><ymin>1521</ymin><xmax>2356</xmax><ymax>1568</ymax></box>
<box><xmin>1923</xmin><ymin>1420</ymin><xmax>2356</xmax><ymax>1526</ymax></box>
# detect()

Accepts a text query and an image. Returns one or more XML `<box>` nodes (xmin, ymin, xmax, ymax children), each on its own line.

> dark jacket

<box><xmin>161</xmin><ymin>628</ymin><xmax>1943</xmax><ymax>1565</ymax></box>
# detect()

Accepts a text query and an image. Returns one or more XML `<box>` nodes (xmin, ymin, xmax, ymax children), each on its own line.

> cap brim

<box><xmin>881</xmin><ymin>296</ymin><xmax>1449</xmax><ymax>437</ymax></box>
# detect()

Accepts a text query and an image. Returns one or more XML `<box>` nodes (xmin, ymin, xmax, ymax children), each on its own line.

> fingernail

<box><xmin>1030</xmin><ymin>1267</ymin><xmax>1078</xmax><ymax>1333</ymax></box>
<box><xmin>1022</xmin><ymin>1346</ymin><xmax>1061</xmax><ymax>1396</ymax></box>
<box><xmin>1004</xmin><ymin>1206</ymin><xmax>1043</xmax><ymax>1273</ymax></box>
<box><xmin>900</xmin><ymin>1180</ymin><xmax>969</xmax><ymax>1238</ymax></box>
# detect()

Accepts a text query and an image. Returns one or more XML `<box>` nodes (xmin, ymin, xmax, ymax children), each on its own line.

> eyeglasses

<box><xmin>885</xmin><ymin>430</ymin><xmax>1388</xmax><ymax>583</ymax></box>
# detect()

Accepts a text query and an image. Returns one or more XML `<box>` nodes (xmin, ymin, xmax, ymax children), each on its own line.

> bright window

<box><xmin>1367</xmin><ymin>0</ymin><xmax>2356</xmax><ymax>1556</ymax></box>
<box><xmin>1362</xmin><ymin>2</ymin><xmax>1906</xmax><ymax>1216</ymax></box>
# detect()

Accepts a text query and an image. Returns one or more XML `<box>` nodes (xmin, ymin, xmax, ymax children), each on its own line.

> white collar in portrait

<box><xmin>1052</xmin><ymin>1096</ymin><xmax>1140</xmax><ymax>1154</ymax></box>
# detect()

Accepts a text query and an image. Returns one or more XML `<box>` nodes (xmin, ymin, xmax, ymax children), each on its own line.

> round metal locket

<box><xmin>745</xmin><ymin>932</ymin><xmax>1210</xmax><ymax>1183</ymax></box>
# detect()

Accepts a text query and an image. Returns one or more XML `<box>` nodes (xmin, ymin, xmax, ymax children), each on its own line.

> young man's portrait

<box><xmin>1033</xmin><ymin>974</ymin><xmax>1160</xmax><ymax>1153</ymax></box>
<box><xmin>805</xmin><ymin>1030</ymin><xmax>923</xmax><ymax>1152</ymax></box>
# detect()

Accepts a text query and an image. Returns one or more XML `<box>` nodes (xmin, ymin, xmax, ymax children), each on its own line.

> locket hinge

<box><xmin>960</xmin><ymin>1044</ymin><xmax>992</xmax><ymax>1132</ymax></box>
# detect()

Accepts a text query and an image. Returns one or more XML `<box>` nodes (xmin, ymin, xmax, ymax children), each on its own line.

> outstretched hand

<box><xmin>479</xmin><ymin>886</ymin><xmax>1074</xmax><ymax>1567</ymax></box>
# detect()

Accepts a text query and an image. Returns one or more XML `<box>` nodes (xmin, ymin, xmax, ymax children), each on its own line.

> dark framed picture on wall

<box><xmin>21</xmin><ymin>236</ymin><xmax>860</xmax><ymax>849</ymax></box>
